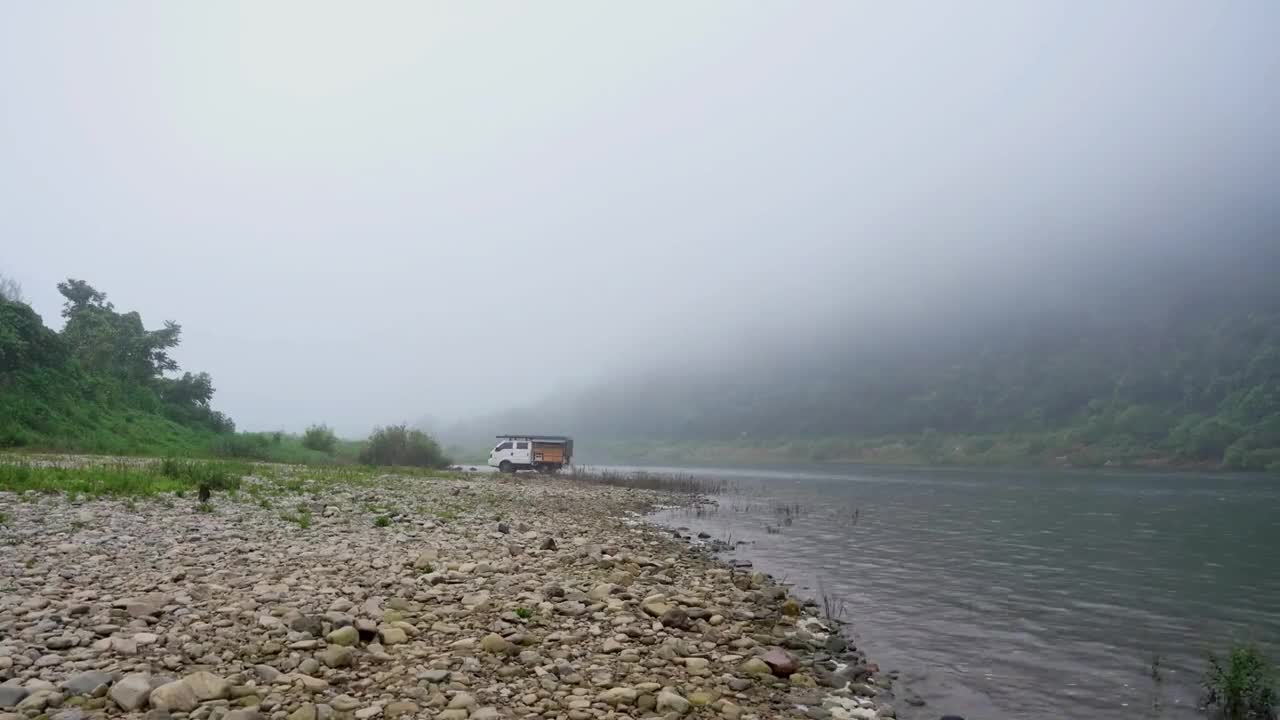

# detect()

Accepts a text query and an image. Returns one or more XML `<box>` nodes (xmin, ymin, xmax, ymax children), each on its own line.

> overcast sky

<box><xmin>3</xmin><ymin>2</ymin><xmax>1277</xmax><ymax>436</ymax></box>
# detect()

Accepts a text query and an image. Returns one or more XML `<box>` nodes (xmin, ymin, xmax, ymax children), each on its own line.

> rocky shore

<box><xmin>1</xmin><ymin>465</ymin><xmax>900</xmax><ymax>720</ymax></box>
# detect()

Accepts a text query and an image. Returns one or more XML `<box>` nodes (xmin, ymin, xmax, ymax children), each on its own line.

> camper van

<box><xmin>488</xmin><ymin>435</ymin><xmax>574</xmax><ymax>473</ymax></box>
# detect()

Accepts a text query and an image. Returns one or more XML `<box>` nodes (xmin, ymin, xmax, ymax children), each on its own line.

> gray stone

<box><xmin>290</xmin><ymin>616</ymin><xmax>324</xmax><ymax>636</ymax></box>
<box><xmin>62</xmin><ymin>671</ymin><xmax>115</xmax><ymax>697</ymax></box>
<box><xmin>289</xmin><ymin>703</ymin><xmax>317</xmax><ymax>720</ymax></box>
<box><xmin>149</xmin><ymin>680</ymin><xmax>198</xmax><ymax>712</ymax></box>
<box><xmin>421</xmin><ymin>670</ymin><xmax>450</xmax><ymax>684</ymax></box>
<box><xmin>0</xmin><ymin>688</ymin><xmax>28</xmax><ymax>710</ymax></box>
<box><xmin>183</xmin><ymin>671</ymin><xmax>229</xmax><ymax>701</ymax></box>
<box><xmin>657</xmin><ymin>690</ymin><xmax>690</xmax><ymax>715</ymax></box>
<box><xmin>319</xmin><ymin>646</ymin><xmax>354</xmax><ymax>668</ymax></box>
<box><xmin>377</xmin><ymin>627</ymin><xmax>407</xmax><ymax>645</ymax></box>
<box><xmin>382</xmin><ymin>701</ymin><xmax>417</xmax><ymax>720</ymax></box>
<box><xmin>480</xmin><ymin>633</ymin><xmax>510</xmax><ymax>654</ymax></box>
<box><xmin>224</xmin><ymin>711</ymin><xmax>263</xmax><ymax>720</ymax></box>
<box><xmin>251</xmin><ymin>665</ymin><xmax>281</xmax><ymax>684</ymax></box>
<box><xmin>109</xmin><ymin>673</ymin><xmax>152</xmax><ymax>711</ymax></box>
<box><xmin>446</xmin><ymin>693</ymin><xmax>475</xmax><ymax>710</ymax></box>
<box><xmin>763</xmin><ymin>647</ymin><xmax>798</xmax><ymax>676</ymax></box>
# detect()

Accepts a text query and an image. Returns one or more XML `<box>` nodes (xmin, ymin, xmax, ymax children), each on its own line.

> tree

<box><xmin>303</xmin><ymin>424</ymin><xmax>338</xmax><ymax>453</ymax></box>
<box><xmin>0</xmin><ymin>273</ymin><xmax>23</xmax><ymax>304</ymax></box>
<box><xmin>161</xmin><ymin>372</ymin><xmax>215</xmax><ymax>408</ymax></box>
<box><xmin>56</xmin><ymin>278</ymin><xmax>182</xmax><ymax>381</ymax></box>
<box><xmin>359</xmin><ymin>425</ymin><xmax>449</xmax><ymax>468</ymax></box>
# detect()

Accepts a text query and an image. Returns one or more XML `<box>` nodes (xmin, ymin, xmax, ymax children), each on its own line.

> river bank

<box><xmin>0</xmin><ymin>460</ymin><xmax>900</xmax><ymax>720</ymax></box>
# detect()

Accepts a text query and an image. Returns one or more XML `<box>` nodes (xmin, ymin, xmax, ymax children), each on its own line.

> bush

<box><xmin>302</xmin><ymin>424</ymin><xmax>337</xmax><ymax>453</ymax></box>
<box><xmin>209</xmin><ymin>432</ymin><xmax>277</xmax><ymax>459</ymax></box>
<box><xmin>358</xmin><ymin>424</ymin><xmax>449</xmax><ymax>468</ymax></box>
<box><xmin>1204</xmin><ymin>644</ymin><xmax>1277</xmax><ymax>720</ymax></box>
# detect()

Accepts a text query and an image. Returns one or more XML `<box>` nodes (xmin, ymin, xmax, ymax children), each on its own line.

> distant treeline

<box><xmin>0</xmin><ymin>276</ymin><xmax>448</xmax><ymax>468</ymax></box>
<box><xmin>466</xmin><ymin>253</ymin><xmax>1280</xmax><ymax>471</ymax></box>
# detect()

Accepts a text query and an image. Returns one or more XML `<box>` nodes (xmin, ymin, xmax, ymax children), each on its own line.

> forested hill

<box><xmin>452</xmin><ymin>250</ymin><xmax>1280</xmax><ymax>470</ymax></box>
<box><xmin>0</xmin><ymin>278</ymin><xmax>237</xmax><ymax>454</ymax></box>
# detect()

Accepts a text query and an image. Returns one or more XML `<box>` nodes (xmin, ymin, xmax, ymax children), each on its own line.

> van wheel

<box><xmin>499</xmin><ymin>461</ymin><xmax>513</xmax><ymax>474</ymax></box>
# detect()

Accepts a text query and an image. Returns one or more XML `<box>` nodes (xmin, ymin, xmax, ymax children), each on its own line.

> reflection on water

<box><xmin>641</xmin><ymin>464</ymin><xmax>1280</xmax><ymax>720</ymax></box>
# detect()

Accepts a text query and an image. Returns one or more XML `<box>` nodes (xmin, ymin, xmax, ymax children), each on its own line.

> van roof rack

<box><xmin>495</xmin><ymin>434</ymin><xmax>572</xmax><ymax>442</ymax></box>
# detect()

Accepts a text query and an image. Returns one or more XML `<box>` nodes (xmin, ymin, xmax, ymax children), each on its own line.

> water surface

<box><xmin>638</xmin><ymin>464</ymin><xmax>1280</xmax><ymax>720</ymax></box>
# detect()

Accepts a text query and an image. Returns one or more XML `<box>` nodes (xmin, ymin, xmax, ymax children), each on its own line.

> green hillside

<box><xmin>0</xmin><ymin>279</ymin><xmax>238</xmax><ymax>455</ymax></box>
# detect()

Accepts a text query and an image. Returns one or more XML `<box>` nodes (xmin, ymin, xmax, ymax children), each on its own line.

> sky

<box><xmin>2</xmin><ymin>2</ymin><xmax>1278</xmax><ymax>436</ymax></box>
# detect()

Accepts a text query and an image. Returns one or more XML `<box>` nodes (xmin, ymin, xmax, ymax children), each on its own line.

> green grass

<box><xmin>515</xmin><ymin>607</ymin><xmax>533</xmax><ymax>620</ymax></box>
<box><xmin>0</xmin><ymin>459</ymin><xmax>245</xmax><ymax>497</ymax></box>
<box><xmin>374</xmin><ymin>515</ymin><xmax>391</xmax><ymax>528</ymax></box>
<box><xmin>279</xmin><ymin>510</ymin><xmax>312</xmax><ymax>529</ymax></box>
<box><xmin>0</xmin><ymin>511</ymin><xmax>8</xmax><ymax>524</ymax></box>
<box><xmin>1204</xmin><ymin>643</ymin><xmax>1277</xmax><ymax>720</ymax></box>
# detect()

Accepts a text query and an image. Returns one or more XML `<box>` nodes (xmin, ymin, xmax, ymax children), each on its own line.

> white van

<box><xmin>488</xmin><ymin>435</ymin><xmax>574</xmax><ymax>474</ymax></box>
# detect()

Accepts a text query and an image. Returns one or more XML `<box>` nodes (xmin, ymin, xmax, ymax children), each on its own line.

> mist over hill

<box><xmin>440</xmin><ymin>240</ymin><xmax>1280</xmax><ymax>469</ymax></box>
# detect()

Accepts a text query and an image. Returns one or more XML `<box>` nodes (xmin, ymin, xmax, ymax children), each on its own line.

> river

<box><xmin>629</xmin><ymin>463</ymin><xmax>1280</xmax><ymax>720</ymax></box>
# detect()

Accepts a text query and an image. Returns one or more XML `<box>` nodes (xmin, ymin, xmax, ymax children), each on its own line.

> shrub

<box><xmin>302</xmin><ymin>424</ymin><xmax>337</xmax><ymax>453</ymax></box>
<box><xmin>358</xmin><ymin>425</ymin><xmax>449</xmax><ymax>468</ymax></box>
<box><xmin>374</xmin><ymin>515</ymin><xmax>391</xmax><ymax>527</ymax></box>
<box><xmin>1203</xmin><ymin>643</ymin><xmax>1277</xmax><ymax>720</ymax></box>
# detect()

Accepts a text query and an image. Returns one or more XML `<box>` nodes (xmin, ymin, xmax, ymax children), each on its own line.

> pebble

<box><xmin>0</xmin><ymin>466</ymin><xmax>881</xmax><ymax>720</ymax></box>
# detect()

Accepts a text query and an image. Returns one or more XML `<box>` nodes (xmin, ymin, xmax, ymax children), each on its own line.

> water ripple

<box><xmin>649</xmin><ymin>465</ymin><xmax>1280</xmax><ymax>720</ymax></box>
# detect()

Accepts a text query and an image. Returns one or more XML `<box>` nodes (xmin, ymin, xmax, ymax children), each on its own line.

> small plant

<box><xmin>280</xmin><ymin>511</ymin><xmax>312</xmax><ymax>529</ymax></box>
<box><xmin>1151</xmin><ymin>653</ymin><xmax>1164</xmax><ymax>718</ymax></box>
<box><xmin>817</xmin><ymin>580</ymin><xmax>846</xmax><ymax>624</ymax></box>
<box><xmin>515</xmin><ymin>607</ymin><xmax>533</xmax><ymax>620</ymax></box>
<box><xmin>1203</xmin><ymin>643</ymin><xmax>1277</xmax><ymax>720</ymax></box>
<box><xmin>374</xmin><ymin>515</ymin><xmax>391</xmax><ymax>528</ymax></box>
<box><xmin>258</xmin><ymin>498</ymin><xmax>272</xmax><ymax>510</ymax></box>
<box><xmin>0</xmin><ymin>511</ymin><xmax>9</xmax><ymax>524</ymax></box>
<box><xmin>123</xmin><ymin>499</ymin><xmax>137</xmax><ymax>511</ymax></box>
<box><xmin>70</xmin><ymin>519</ymin><xmax>87</xmax><ymax>530</ymax></box>
<box><xmin>196</xmin><ymin>502</ymin><xmax>214</xmax><ymax>514</ymax></box>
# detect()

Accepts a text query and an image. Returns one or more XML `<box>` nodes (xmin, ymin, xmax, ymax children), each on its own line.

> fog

<box><xmin>3</xmin><ymin>2</ymin><xmax>1278</xmax><ymax>437</ymax></box>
